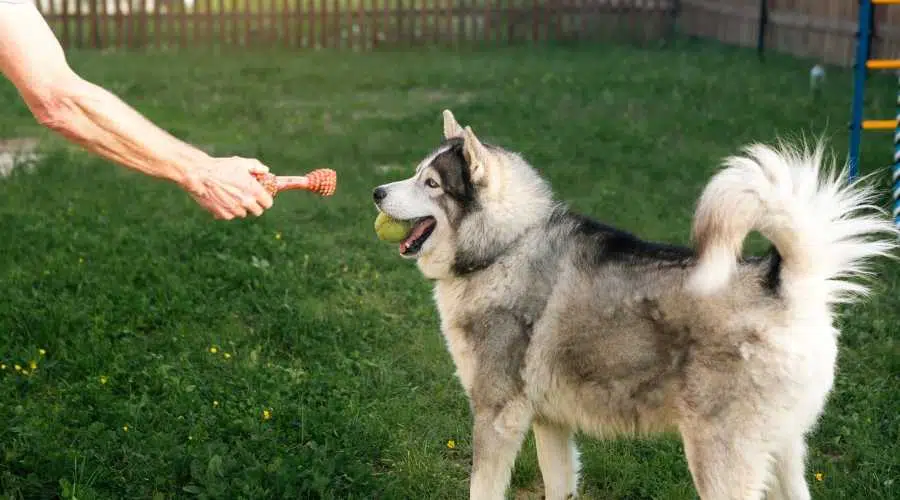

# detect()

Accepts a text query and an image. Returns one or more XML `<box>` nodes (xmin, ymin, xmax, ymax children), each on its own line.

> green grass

<box><xmin>0</xmin><ymin>40</ymin><xmax>898</xmax><ymax>499</ymax></box>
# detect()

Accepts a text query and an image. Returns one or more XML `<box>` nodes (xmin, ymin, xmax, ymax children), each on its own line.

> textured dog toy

<box><xmin>374</xmin><ymin>211</ymin><xmax>412</xmax><ymax>243</ymax></box>
<box><xmin>252</xmin><ymin>168</ymin><xmax>337</xmax><ymax>197</ymax></box>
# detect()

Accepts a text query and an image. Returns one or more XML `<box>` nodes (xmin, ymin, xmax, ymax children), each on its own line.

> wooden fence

<box><xmin>31</xmin><ymin>0</ymin><xmax>900</xmax><ymax>67</ymax></box>
<box><xmin>33</xmin><ymin>0</ymin><xmax>680</xmax><ymax>51</ymax></box>
<box><xmin>680</xmin><ymin>0</ymin><xmax>900</xmax><ymax>67</ymax></box>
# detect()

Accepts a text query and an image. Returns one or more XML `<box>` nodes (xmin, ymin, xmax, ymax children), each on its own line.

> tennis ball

<box><xmin>374</xmin><ymin>211</ymin><xmax>412</xmax><ymax>243</ymax></box>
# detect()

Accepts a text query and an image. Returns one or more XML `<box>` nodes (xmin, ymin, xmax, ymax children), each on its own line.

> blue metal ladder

<box><xmin>848</xmin><ymin>0</ymin><xmax>900</xmax><ymax>227</ymax></box>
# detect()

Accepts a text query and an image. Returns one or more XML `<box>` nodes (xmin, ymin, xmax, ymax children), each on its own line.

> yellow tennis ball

<box><xmin>374</xmin><ymin>211</ymin><xmax>412</xmax><ymax>243</ymax></box>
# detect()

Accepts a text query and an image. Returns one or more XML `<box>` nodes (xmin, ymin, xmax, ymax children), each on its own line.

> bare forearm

<box><xmin>0</xmin><ymin>4</ymin><xmax>274</xmax><ymax>219</ymax></box>
<box><xmin>0</xmin><ymin>3</ymin><xmax>205</xmax><ymax>190</ymax></box>
<box><xmin>37</xmin><ymin>76</ymin><xmax>208</xmax><ymax>189</ymax></box>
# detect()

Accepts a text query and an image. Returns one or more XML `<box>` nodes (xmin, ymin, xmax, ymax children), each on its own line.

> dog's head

<box><xmin>373</xmin><ymin>110</ymin><xmax>555</xmax><ymax>279</ymax></box>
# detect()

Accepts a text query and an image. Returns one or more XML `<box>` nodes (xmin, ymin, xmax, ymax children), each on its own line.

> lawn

<box><xmin>0</xmin><ymin>40</ymin><xmax>898</xmax><ymax>499</ymax></box>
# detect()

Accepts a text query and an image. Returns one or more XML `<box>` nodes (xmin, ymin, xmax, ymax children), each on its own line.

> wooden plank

<box><xmin>99</xmin><ymin>0</ymin><xmax>108</xmax><ymax>48</ymax></box>
<box><xmin>320</xmin><ymin>0</ymin><xmax>328</xmax><ymax>48</ymax></box>
<box><xmin>182</xmin><ymin>0</ymin><xmax>189</xmax><ymax>48</ymax></box>
<box><xmin>203</xmin><ymin>0</ymin><xmax>211</xmax><ymax>46</ymax></box>
<box><xmin>282</xmin><ymin>0</ymin><xmax>289</xmax><ymax>47</ymax></box>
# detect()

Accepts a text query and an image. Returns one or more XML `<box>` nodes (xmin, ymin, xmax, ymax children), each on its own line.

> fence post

<box><xmin>756</xmin><ymin>0</ymin><xmax>768</xmax><ymax>60</ymax></box>
<box><xmin>667</xmin><ymin>0</ymin><xmax>681</xmax><ymax>45</ymax></box>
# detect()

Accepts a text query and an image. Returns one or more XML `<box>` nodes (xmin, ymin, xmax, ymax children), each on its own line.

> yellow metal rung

<box><xmin>862</xmin><ymin>119</ymin><xmax>898</xmax><ymax>130</ymax></box>
<box><xmin>873</xmin><ymin>0</ymin><xmax>900</xmax><ymax>5</ymax></box>
<box><xmin>866</xmin><ymin>59</ymin><xmax>900</xmax><ymax>69</ymax></box>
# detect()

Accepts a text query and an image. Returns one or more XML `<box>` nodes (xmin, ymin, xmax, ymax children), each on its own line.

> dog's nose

<box><xmin>373</xmin><ymin>187</ymin><xmax>387</xmax><ymax>202</ymax></box>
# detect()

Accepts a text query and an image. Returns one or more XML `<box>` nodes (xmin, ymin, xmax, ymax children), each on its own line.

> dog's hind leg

<box><xmin>469</xmin><ymin>398</ymin><xmax>533</xmax><ymax>500</ymax></box>
<box><xmin>766</xmin><ymin>437</ymin><xmax>811</xmax><ymax>500</ymax></box>
<box><xmin>533</xmin><ymin>421</ymin><xmax>580</xmax><ymax>500</ymax></box>
<box><xmin>681</xmin><ymin>429</ymin><xmax>774</xmax><ymax>500</ymax></box>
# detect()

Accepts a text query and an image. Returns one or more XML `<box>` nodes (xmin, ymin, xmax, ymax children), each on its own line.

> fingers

<box><xmin>246</xmin><ymin>176</ymin><xmax>274</xmax><ymax>210</ymax></box>
<box><xmin>227</xmin><ymin>157</ymin><xmax>274</xmax><ymax>211</ymax></box>
<box><xmin>188</xmin><ymin>156</ymin><xmax>276</xmax><ymax>219</ymax></box>
<box><xmin>242</xmin><ymin>195</ymin><xmax>265</xmax><ymax>217</ymax></box>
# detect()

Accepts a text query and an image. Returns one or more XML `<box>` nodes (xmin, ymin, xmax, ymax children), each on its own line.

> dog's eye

<box><xmin>425</xmin><ymin>178</ymin><xmax>440</xmax><ymax>189</ymax></box>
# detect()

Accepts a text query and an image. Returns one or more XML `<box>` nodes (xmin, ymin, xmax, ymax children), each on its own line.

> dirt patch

<box><xmin>0</xmin><ymin>138</ymin><xmax>42</xmax><ymax>177</ymax></box>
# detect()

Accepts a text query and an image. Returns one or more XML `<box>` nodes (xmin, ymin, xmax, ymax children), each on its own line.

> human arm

<box><xmin>0</xmin><ymin>2</ymin><xmax>273</xmax><ymax>218</ymax></box>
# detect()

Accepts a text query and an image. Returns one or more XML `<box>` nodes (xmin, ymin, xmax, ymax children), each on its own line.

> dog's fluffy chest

<box><xmin>431</xmin><ymin>271</ymin><xmax>544</xmax><ymax>396</ymax></box>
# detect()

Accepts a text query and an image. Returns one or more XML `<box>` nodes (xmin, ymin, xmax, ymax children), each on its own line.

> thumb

<box><xmin>246</xmin><ymin>159</ymin><xmax>270</xmax><ymax>174</ymax></box>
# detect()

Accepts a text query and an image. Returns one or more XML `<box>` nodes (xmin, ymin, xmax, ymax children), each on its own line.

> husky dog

<box><xmin>372</xmin><ymin>110</ymin><xmax>898</xmax><ymax>500</ymax></box>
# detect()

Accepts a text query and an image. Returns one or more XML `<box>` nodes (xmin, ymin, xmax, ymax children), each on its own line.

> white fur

<box><xmin>689</xmin><ymin>140</ymin><xmax>899</xmax><ymax>304</ymax></box>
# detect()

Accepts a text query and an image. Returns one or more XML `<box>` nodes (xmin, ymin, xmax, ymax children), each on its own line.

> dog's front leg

<box><xmin>469</xmin><ymin>398</ymin><xmax>533</xmax><ymax>500</ymax></box>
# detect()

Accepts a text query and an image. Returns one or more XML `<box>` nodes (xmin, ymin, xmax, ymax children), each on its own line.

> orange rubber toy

<box><xmin>252</xmin><ymin>168</ymin><xmax>337</xmax><ymax>198</ymax></box>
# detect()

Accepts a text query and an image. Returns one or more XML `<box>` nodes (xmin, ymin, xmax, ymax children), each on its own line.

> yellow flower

<box><xmin>21</xmin><ymin>370</ymin><xmax>29</xmax><ymax>375</ymax></box>
<box><xmin>99</xmin><ymin>375</ymin><xmax>108</xmax><ymax>384</ymax></box>
<box><xmin>14</xmin><ymin>364</ymin><xmax>21</xmax><ymax>372</ymax></box>
<box><xmin>123</xmin><ymin>425</ymin><xmax>129</xmax><ymax>432</ymax></box>
<box><xmin>78</xmin><ymin>257</ymin><xmax>84</xmax><ymax>264</ymax></box>
<box><xmin>815</xmin><ymin>472</ymin><xmax>824</xmax><ymax>482</ymax></box>
<box><xmin>262</xmin><ymin>409</ymin><xmax>272</xmax><ymax>420</ymax></box>
<box><xmin>275</xmin><ymin>232</ymin><xmax>282</xmax><ymax>240</ymax></box>
<box><xmin>39</xmin><ymin>349</ymin><xmax>46</xmax><ymax>356</ymax></box>
<box><xmin>446</xmin><ymin>440</ymin><xmax>456</xmax><ymax>449</ymax></box>
<box><xmin>0</xmin><ymin>364</ymin><xmax>5</xmax><ymax>370</ymax></box>
<box><xmin>209</xmin><ymin>347</ymin><xmax>218</xmax><ymax>354</ymax></box>
<box><xmin>223</xmin><ymin>353</ymin><xmax>232</xmax><ymax>359</ymax></box>
<box><xmin>29</xmin><ymin>360</ymin><xmax>37</xmax><ymax>370</ymax></box>
<box><xmin>213</xmin><ymin>400</ymin><xmax>219</xmax><ymax>407</ymax></box>
<box><xmin>188</xmin><ymin>435</ymin><xmax>193</xmax><ymax>441</ymax></box>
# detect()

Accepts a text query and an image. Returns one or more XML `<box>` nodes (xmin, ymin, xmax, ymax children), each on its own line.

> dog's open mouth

<box><xmin>399</xmin><ymin>216</ymin><xmax>437</xmax><ymax>256</ymax></box>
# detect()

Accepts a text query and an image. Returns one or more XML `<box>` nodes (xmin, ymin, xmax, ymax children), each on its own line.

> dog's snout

<box><xmin>373</xmin><ymin>187</ymin><xmax>387</xmax><ymax>202</ymax></box>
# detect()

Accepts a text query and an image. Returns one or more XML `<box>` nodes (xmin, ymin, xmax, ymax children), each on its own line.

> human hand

<box><xmin>182</xmin><ymin>156</ymin><xmax>275</xmax><ymax>219</ymax></box>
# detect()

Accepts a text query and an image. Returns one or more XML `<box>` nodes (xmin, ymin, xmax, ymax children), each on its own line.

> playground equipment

<box><xmin>848</xmin><ymin>0</ymin><xmax>900</xmax><ymax>227</ymax></box>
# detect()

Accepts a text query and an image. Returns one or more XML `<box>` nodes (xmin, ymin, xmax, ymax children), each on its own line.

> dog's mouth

<box><xmin>399</xmin><ymin>216</ymin><xmax>437</xmax><ymax>257</ymax></box>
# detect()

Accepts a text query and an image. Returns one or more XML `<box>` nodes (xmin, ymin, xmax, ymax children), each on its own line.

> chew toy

<box><xmin>252</xmin><ymin>168</ymin><xmax>337</xmax><ymax>197</ymax></box>
<box><xmin>374</xmin><ymin>211</ymin><xmax>412</xmax><ymax>243</ymax></box>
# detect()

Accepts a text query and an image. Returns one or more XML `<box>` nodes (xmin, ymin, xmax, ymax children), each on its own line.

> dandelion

<box><xmin>99</xmin><ymin>375</ymin><xmax>108</xmax><ymax>384</ymax></box>
<box><xmin>209</xmin><ymin>347</ymin><xmax>218</xmax><ymax>354</ymax></box>
<box><xmin>262</xmin><ymin>409</ymin><xmax>272</xmax><ymax>420</ymax></box>
<box><xmin>21</xmin><ymin>370</ymin><xmax>29</xmax><ymax>375</ymax></box>
<box><xmin>39</xmin><ymin>349</ymin><xmax>46</xmax><ymax>356</ymax></box>
<box><xmin>0</xmin><ymin>364</ymin><xmax>6</xmax><ymax>370</ymax></box>
<box><xmin>14</xmin><ymin>364</ymin><xmax>21</xmax><ymax>372</ymax></box>
<box><xmin>122</xmin><ymin>425</ymin><xmax>129</xmax><ymax>432</ymax></box>
<box><xmin>29</xmin><ymin>360</ymin><xmax>37</xmax><ymax>370</ymax></box>
<box><xmin>815</xmin><ymin>472</ymin><xmax>824</xmax><ymax>482</ymax></box>
<box><xmin>188</xmin><ymin>435</ymin><xmax>193</xmax><ymax>441</ymax></box>
<box><xmin>223</xmin><ymin>352</ymin><xmax>232</xmax><ymax>359</ymax></box>
<box><xmin>275</xmin><ymin>232</ymin><xmax>282</xmax><ymax>240</ymax></box>
<box><xmin>78</xmin><ymin>257</ymin><xmax>84</xmax><ymax>264</ymax></box>
<box><xmin>446</xmin><ymin>440</ymin><xmax>456</xmax><ymax>449</ymax></box>
<box><xmin>213</xmin><ymin>400</ymin><xmax>219</xmax><ymax>408</ymax></box>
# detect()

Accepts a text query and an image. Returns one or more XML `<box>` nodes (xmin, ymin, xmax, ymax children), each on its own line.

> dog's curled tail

<box><xmin>687</xmin><ymin>140</ymin><xmax>898</xmax><ymax>305</ymax></box>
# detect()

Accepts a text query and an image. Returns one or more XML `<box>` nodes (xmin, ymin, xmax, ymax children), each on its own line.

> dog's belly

<box><xmin>521</xmin><ymin>283</ymin><xmax>693</xmax><ymax>437</ymax></box>
<box><xmin>524</xmin><ymin>339</ymin><xmax>683</xmax><ymax>437</ymax></box>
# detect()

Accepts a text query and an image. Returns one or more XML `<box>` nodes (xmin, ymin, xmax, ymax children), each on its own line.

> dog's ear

<box><xmin>442</xmin><ymin>109</ymin><xmax>464</xmax><ymax>140</ymax></box>
<box><xmin>463</xmin><ymin>126</ymin><xmax>488</xmax><ymax>184</ymax></box>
